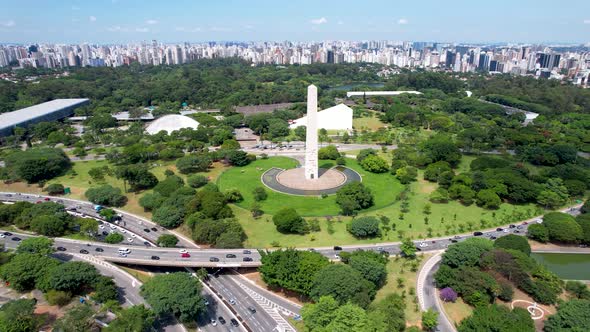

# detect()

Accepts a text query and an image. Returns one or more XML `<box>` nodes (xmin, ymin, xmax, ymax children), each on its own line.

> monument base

<box><xmin>276</xmin><ymin>168</ymin><xmax>345</xmax><ymax>191</ymax></box>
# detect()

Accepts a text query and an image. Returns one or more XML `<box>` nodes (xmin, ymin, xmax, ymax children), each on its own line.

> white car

<box><xmin>127</xmin><ymin>238</ymin><xmax>133</xmax><ymax>243</ymax></box>
<box><xmin>179</xmin><ymin>249</ymin><xmax>188</xmax><ymax>254</ymax></box>
<box><xmin>536</xmin><ymin>219</ymin><xmax>543</xmax><ymax>224</ymax></box>
<box><xmin>99</xmin><ymin>225</ymin><xmax>105</xmax><ymax>230</ymax></box>
<box><xmin>229</xmin><ymin>299</ymin><xmax>236</xmax><ymax>305</ymax></box>
<box><xmin>503</xmin><ymin>229</ymin><xmax>510</xmax><ymax>233</ymax></box>
<box><xmin>109</xmin><ymin>224</ymin><xmax>116</xmax><ymax>229</ymax></box>
<box><xmin>131</xmin><ymin>233</ymin><xmax>136</xmax><ymax>238</ymax></box>
<box><xmin>419</xmin><ymin>242</ymin><xmax>428</xmax><ymax>248</ymax></box>
<box><xmin>334</xmin><ymin>254</ymin><xmax>340</xmax><ymax>260</ymax></box>
<box><xmin>0</xmin><ymin>234</ymin><xmax>5</xmax><ymax>238</ymax></box>
<box><xmin>210</xmin><ymin>319</ymin><xmax>217</xmax><ymax>327</ymax></box>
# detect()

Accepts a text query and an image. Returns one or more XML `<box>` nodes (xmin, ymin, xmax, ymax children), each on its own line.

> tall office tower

<box><xmin>521</xmin><ymin>47</ymin><xmax>530</xmax><ymax>60</ymax></box>
<box><xmin>0</xmin><ymin>49</ymin><xmax>8</xmax><ymax>67</ymax></box>
<box><xmin>173</xmin><ymin>46</ymin><xmax>183</xmax><ymax>64</ymax></box>
<box><xmin>445</xmin><ymin>51</ymin><xmax>456</xmax><ymax>67</ymax></box>
<box><xmin>489</xmin><ymin>60</ymin><xmax>498</xmax><ymax>72</ymax></box>
<box><xmin>478</xmin><ymin>52</ymin><xmax>490</xmax><ymax>70</ymax></box>
<box><xmin>327</xmin><ymin>50</ymin><xmax>334</xmax><ymax>64</ymax></box>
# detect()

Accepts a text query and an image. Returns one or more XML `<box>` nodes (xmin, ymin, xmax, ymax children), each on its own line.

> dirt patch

<box><xmin>417</xmin><ymin>179</ymin><xmax>437</xmax><ymax>194</ymax></box>
<box><xmin>238</xmin><ymin>269</ymin><xmax>306</xmax><ymax>306</ymax></box>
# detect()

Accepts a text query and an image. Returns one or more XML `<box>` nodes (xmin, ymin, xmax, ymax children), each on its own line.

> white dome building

<box><xmin>145</xmin><ymin>114</ymin><xmax>200</xmax><ymax>135</ymax></box>
<box><xmin>289</xmin><ymin>103</ymin><xmax>353</xmax><ymax>131</ymax></box>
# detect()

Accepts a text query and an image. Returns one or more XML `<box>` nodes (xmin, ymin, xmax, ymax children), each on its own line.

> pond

<box><xmin>329</xmin><ymin>82</ymin><xmax>385</xmax><ymax>91</ymax></box>
<box><xmin>531</xmin><ymin>253</ymin><xmax>590</xmax><ymax>280</ymax></box>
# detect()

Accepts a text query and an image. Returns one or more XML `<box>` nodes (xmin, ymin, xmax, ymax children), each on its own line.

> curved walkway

<box><xmin>261</xmin><ymin>166</ymin><xmax>361</xmax><ymax>196</ymax></box>
<box><xmin>417</xmin><ymin>252</ymin><xmax>457</xmax><ymax>332</ymax></box>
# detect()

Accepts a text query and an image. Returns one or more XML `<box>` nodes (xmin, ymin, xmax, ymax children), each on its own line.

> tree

<box><xmin>347</xmin><ymin>216</ymin><xmax>381</xmax><ymax>238</ymax></box>
<box><xmin>53</xmin><ymin>304</ymin><xmax>95</xmax><ymax>332</ymax></box>
<box><xmin>527</xmin><ymin>224</ymin><xmax>549</xmax><ymax>243</ymax></box>
<box><xmin>544</xmin><ymin>299</ymin><xmax>590</xmax><ymax>332</ymax></box>
<box><xmin>360</xmin><ymin>155</ymin><xmax>389</xmax><ymax>173</ymax></box>
<box><xmin>85</xmin><ymin>185</ymin><xmax>127</xmax><ymax>207</ymax></box>
<box><xmin>176</xmin><ymin>154</ymin><xmax>212</xmax><ymax>174</ymax></box>
<box><xmin>49</xmin><ymin>261</ymin><xmax>100</xmax><ymax>294</ymax></box>
<box><xmin>105</xmin><ymin>232</ymin><xmax>124</xmax><ymax>244</ymax></box>
<box><xmin>371</xmin><ymin>293</ymin><xmax>406</xmax><ymax>332</ymax></box>
<box><xmin>104</xmin><ymin>305</ymin><xmax>156</xmax><ymax>332</ymax></box>
<box><xmin>400</xmin><ymin>238</ymin><xmax>417</xmax><ymax>258</ymax></box>
<box><xmin>318</xmin><ymin>145</ymin><xmax>340</xmax><ymax>160</ymax></box>
<box><xmin>347</xmin><ymin>250</ymin><xmax>388</xmax><ymax>288</ymax></box>
<box><xmin>273</xmin><ymin>208</ymin><xmax>308</xmax><ymax>234</ymax></box>
<box><xmin>16</xmin><ymin>237</ymin><xmax>54</xmax><ymax>255</ymax></box>
<box><xmin>440</xmin><ymin>287</ymin><xmax>458</xmax><ymax>302</ymax></box>
<box><xmin>157</xmin><ymin>234</ymin><xmax>179</xmax><ymax>247</ymax></box>
<box><xmin>45</xmin><ymin>183</ymin><xmax>65</xmax><ymax>195</ymax></box>
<box><xmin>252</xmin><ymin>186</ymin><xmax>268</xmax><ymax>201</ymax></box>
<box><xmin>91</xmin><ymin>276</ymin><xmax>118</xmax><ymax>303</ymax></box>
<box><xmin>565</xmin><ymin>281</ymin><xmax>590</xmax><ymax>300</ymax></box>
<box><xmin>140</xmin><ymin>272</ymin><xmax>205</xmax><ymax>322</ymax></box>
<box><xmin>395</xmin><ymin>166</ymin><xmax>418</xmax><ymax>184</ymax></box>
<box><xmin>458</xmin><ymin>305</ymin><xmax>534</xmax><ymax>332</ymax></box>
<box><xmin>422</xmin><ymin>135</ymin><xmax>461</xmax><ymax>167</ymax></box>
<box><xmin>476</xmin><ymin>189</ymin><xmax>502</xmax><ymax>209</ymax></box>
<box><xmin>30</xmin><ymin>214</ymin><xmax>68</xmax><ymax>236</ymax></box>
<box><xmin>0</xmin><ymin>299</ymin><xmax>39</xmax><ymax>332</ymax></box>
<box><xmin>86</xmin><ymin>113</ymin><xmax>117</xmax><ymax>132</ymax></box>
<box><xmin>494</xmin><ymin>234</ymin><xmax>531</xmax><ymax>255</ymax></box>
<box><xmin>224</xmin><ymin>188</ymin><xmax>243</xmax><ymax>203</ymax></box>
<box><xmin>422</xmin><ymin>309</ymin><xmax>439</xmax><ymax>331</ymax></box>
<box><xmin>115</xmin><ymin>165</ymin><xmax>159</xmax><ymax>192</ymax></box>
<box><xmin>139</xmin><ymin>192</ymin><xmax>165</xmax><ymax>211</ymax></box>
<box><xmin>424</xmin><ymin>161</ymin><xmax>452</xmax><ymax>182</ymax></box>
<box><xmin>4</xmin><ymin>148</ymin><xmax>71</xmax><ymax>183</ymax></box>
<box><xmin>153</xmin><ymin>175</ymin><xmax>185</xmax><ymax>197</ymax></box>
<box><xmin>442</xmin><ymin>238</ymin><xmax>493</xmax><ymax>268</ymax></box>
<box><xmin>225</xmin><ymin>150</ymin><xmax>252</xmax><ymax>166</ymax></box>
<box><xmin>356</xmin><ymin>148</ymin><xmax>377</xmax><ymax>163</ymax></box>
<box><xmin>301</xmin><ymin>296</ymin><xmax>340</xmax><ymax>331</ymax></box>
<box><xmin>0</xmin><ymin>253</ymin><xmax>60</xmax><ymax>292</ymax></box>
<box><xmin>336</xmin><ymin>182</ymin><xmax>374</xmax><ymax>215</ymax></box>
<box><xmin>576</xmin><ymin>215</ymin><xmax>590</xmax><ymax>244</ymax></box>
<box><xmin>152</xmin><ymin>205</ymin><xmax>185</xmax><ymax>228</ymax></box>
<box><xmin>543</xmin><ymin>212</ymin><xmax>583</xmax><ymax>243</ymax></box>
<box><xmin>429</xmin><ymin>188</ymin><xmax>450</xmax><ymax>203</ymax></box>
<box><xmin>310</xmin><ymin>264</ymin><xmax>375</xmax><ymax>308</ymax></box>
<box><xmin>259</xmin><ymin>249</ymin><xmax>330</xmax><ymax>296</ymax></box>
<box><xmin>187</xmin><ymin>174</ymin><xmax>209</xmax><ymax>188</ymax></box>
<box><xmin>78</xmin><ymin>217</ymin><xmax>98</xmax><ymax>236</ymax></box>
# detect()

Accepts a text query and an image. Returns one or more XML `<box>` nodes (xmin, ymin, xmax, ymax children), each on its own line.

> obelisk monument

<box><xmin>305</xmin><ymin>85</ymin><xmax>319</xmax><ymax>180</ymax></box>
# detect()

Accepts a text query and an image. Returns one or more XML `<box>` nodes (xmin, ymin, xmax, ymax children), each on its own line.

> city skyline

<box><xmin>1</xmin><ymin>0</ymin><xmax>590</xmax><ymax>44</ymax></box>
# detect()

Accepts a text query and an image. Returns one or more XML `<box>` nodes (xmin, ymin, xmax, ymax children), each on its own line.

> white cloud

<box><xmin>0</xmin><ymin>20</ymin><xmax>15</xmax><ymax>27</ymax></box>
<box><xmin>135</xmin><ymin>27</ymin><xmax>149</xmax><ymax>32</ymax></box>
<box><xmin>107</xmin><ymin>25</ymin><xmax>129</xmax><ymax>32</ymax></box>
<box><xmin>397</xmin><ymin>18</ymin><xmax>408</xmax><ymax>25</ymax></box>
<box><xmin>146</xmin><ymin>19</ymin><xmax>158</xmax><ymax>25</ymax></box>
<box><xmin>584</xmin><ymin>19</ymin><xmax>590</xmax><ymax>24</ymax></box>
<box><xmin>337</xmin><ymin>20</ymin><xmax>344</xmax><ymax>25</ymax></box>
<box><xmin>310</xmin><ymin>17</ymin><xmax>328</xmax><ymax>25</ymax></box>
<box><xmin>89</xmin><ymin>16</ymin><xmax>97</xmax><ymax>22</ymax></box>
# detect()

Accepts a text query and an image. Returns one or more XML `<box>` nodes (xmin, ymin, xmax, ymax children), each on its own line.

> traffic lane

<box><xmin>198</xmin><ymin>291</ymin><xmax>236</xmax><ymax>332</ymax></box>
<box><xmin>208</xmin><ymin>273</ymin><xmax>276</xmax><ymax>332</ymax></box>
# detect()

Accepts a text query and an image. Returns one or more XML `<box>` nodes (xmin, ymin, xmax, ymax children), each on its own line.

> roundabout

<box><xmin>262</xmin><ymin>165</ymin><xmax>361</xmax><ymax>196</ymax></box>
<box><xmin>511</xmin><ymin>300</ymin><xmax>552</xmax><ymax>320</ymax></box>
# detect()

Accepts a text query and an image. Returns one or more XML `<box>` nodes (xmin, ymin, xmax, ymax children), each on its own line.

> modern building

<box><xmin>145</xmin><ymin>114</ymin><xmax>200</xmax><ymax>135</ymax></box>
<box><xmin>0</xmin><ymin>98</ymin><xmax>89</xmax><ymax>137</ymax></box>
<box><xmin>289</xmin><ymin>103</ymin><xmax>353</xmax><ymax>131</ymax></box>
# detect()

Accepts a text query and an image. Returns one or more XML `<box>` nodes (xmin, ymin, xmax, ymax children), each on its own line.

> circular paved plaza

<box><xmin>262</xmin><ymin>166</ymin><xmax>361</xmax><ymax>196</ymax></box>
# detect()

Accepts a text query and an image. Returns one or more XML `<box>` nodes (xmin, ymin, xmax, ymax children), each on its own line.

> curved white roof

<box><xmin>289</xmin><ymin>103</ymin><xmax>353</xmax><ymax>130</ymax></box>
<box><xmin>145</xmin><ymin>114</ymin><xmax>200</xmax><ymax>135</ymax></box>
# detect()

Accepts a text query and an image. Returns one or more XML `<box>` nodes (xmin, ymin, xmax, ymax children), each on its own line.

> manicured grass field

<box><xmin>216</xmin><ymin>157</ymin><xmax>404</xmax><ymax>216</ymax></box>
<box><xmin>353</xmin><ymin>113</ymin><xmax>387</xmax><ymax>131</ymax></box>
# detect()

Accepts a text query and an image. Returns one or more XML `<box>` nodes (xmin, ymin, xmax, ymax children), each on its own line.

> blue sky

<box><xmin>0</xmin><ymin>0</ymin><xmax>589</xmax><ymax>44</ymax></box>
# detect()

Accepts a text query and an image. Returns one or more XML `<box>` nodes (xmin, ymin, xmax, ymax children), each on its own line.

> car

<box><xmin>218</xmin><ymin>317</ymin><xmax>226</xmax><ymax>325</ymax></box>
<box><xmin>102</xmin><ymin>231</ymin><xmax>108</xmax><ymax>236</ymax></box>
<box><xmin>230</xmin><ymin>318</ymin><xmax>239</xmax><ymax>327</ymax></box>
<box><xmin>516</xmin><ymin>225</ymin><xmax>523</xmax><ymax>229</ymax></box>
<box><xmin>109</xmin><ymin>224</ymin><xmax>116</xmax><ymax>229</ymax></box>
<box><xmin>419</xmin><ymin>242</ymin><xmax>428</xmax><ymax>247</ymax></box>
<box><xmin>151</xmin><ymin>227</ymin><xmax>158</xmax><ymax>232</ymax></box>
<box><xmin>229</xmin><ymin>299</ymin><xmax>236</xmax><ymax>305</ymax></box>
<box><xmin>181</xmin><ymin>253</ymin><xmax>191</xmax><ymax>258</ymax></box>
<box><xmin>56</xmin><ymin>246</ymin><xmax>67</xmax><ymax>251</ymax></box>
<box><xmin>333</xmin><ymin>246</ymin><xmax>343</xmax><ymax>251</ymax></box>
<box><xmin>450</xmin><ymin>239</ymin><xmax>458</xmax><ymax>243</ymax></box>
<box><xmin>496</xmin><ymin>227</ymin><xmax>503</xmax><ymax>231</ymax></box>
<box><xmin>490</xmin><ymin>236</ymin><xmax>497</xmax><ymax>240</ymax></box>
<box><xmin>334</xmin><ymin>254</ymin><xmax>340</xmax><ymax>259</ymax></box>
<box><xmin>151</xmin><ymin>255</ymin><xmax>160</xmax><ymax>260</ymax></box>
<box><xmin>248</xmin><ymin>307</ymin><xmax>256</xmax><ymax>313</ymax></box>
<box><xmin>473</xmin><ymin>231</ymin><xmax>483</xmax><ymax>236</ymax></box>
<box><xmin>226</xmin><ymin>254</ymin><xmax>236</xmax><ymax>258</ymax></box>
<box><xmin>243</xmin><ymin>257</ymin><xmax>253</xmax><ymax>262</ymax></box>
<box><xmin>11</xmin><ymin>237</ymin><xmax>21</xmax><ymax>241</ymax></box>
<box><xmin>143</xmin><ymin>228</ymin><xmax>151</xmax><ymax>233</ymax></box>
<box><xmin>95</xmin><ymin>247</ymin><xmax>104</xmax><ymax>252</ymax></box>
<box><xmin>308</xmin><ymin>248</ymin><xmax>316</xmax><ymax>252</ymax></box>
<box><xmin>514</xmin><ymin>230</ymin><xmax>521</xmax><ymax>233</ymax></box>
<box><xmin>131</xmin><ymin>233</ymin><xmax>136</xmax><ymax>238</ymax></box>
<box><xmin>143</xmin><ymin>241</ymin><xmax>151</xmax><ymax>246</ymax></box>
<box><xmin>179</xmin><ymin>249</ymin><xmax>188</xmax><ymax>254</ymax></box>
<box><xmin>44</xmin><ymin>197</ymin><xmax>50</xmax><ymax>201</ymax></box>
<box><xmin>66</xmin><ymin>207</ymin><xmax>77</xmax><ymax>212</ymax></box>
<box><xmin>503</xmin><ymin>229</ymin><xmax>510</xmax><ymax>233</ymax></box>
<box><xmin>243</xmin><ymin>249</ymin><xmax>252</xmax><ymax>254</ymax></box>
<box><xmin>80</xmin><ymin>249</ymin><xmax>89</xmax><ymax>254</ymax></box>
<box><xmin>209</xmin><ymin>257</ymin><xmax>220</xmax><ymax>262</ymax></box>
<box><xmin>118</xmin><ymin>253</ymin><xmax>128</xmax><ymax>257</ymax></box>
<box><xmin>536</xmin><ymin>219</ymin><xmax>543</xmax><ymax>224</ymax></box>
<box><xmin>0</xmin><ymin>234</ymin><xmax>4</xmax><ymax>238</ymax></box>
<box><xmin>210</xmin><ymin>319</ymin><xmax>217</xmax><ymax>326</ymax></box>
<box><xmin>118</xmin><ymin>248</ymin><xmax>131</xmax><ymax>254</ymax></box>
<box><xmin>99</xmin><ymin>225</ymin><xmax>105</xmax><ymax>229</ymax></box>
<box><xmin>3</xmin><ymin>232</ymin><xmax>12</xmax><ymax>236</ymax></box>
<box><xmin>522</xmin><ymin>221</ymin><xmax>529</xmax><ymax>225</ymax></box>
<box><xmin>36</xmin><ymin>200</ymin><xmax>42</xmax><ymax>204</ymax></box>
<box><xmin>127</xmin><ymin>238</ymin><xmax>133</xmax><ymax>243</ymax></box>
<box><xmin>509</xmin><ymin>224</ymin><xmax>516</xmax><ymax>228</ymax></box>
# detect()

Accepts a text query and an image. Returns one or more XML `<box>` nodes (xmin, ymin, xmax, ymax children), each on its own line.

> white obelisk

<box><xmin>305</xmin><ymin>85</ymin><xmax>319</xmax><ymax>180</ymax></box>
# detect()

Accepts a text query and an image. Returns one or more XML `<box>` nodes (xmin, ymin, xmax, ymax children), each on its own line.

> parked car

<box><xmin>333</xmin><ymin>246</ymin><xmax>343</xmax><ymax>251</ymax></box>
<box><xmin>230</xmin><ymin>318</ymin><xmax>239</xmax><ymax>327</ymax></box>
<box><xmin>473</xmin><ymin>231</ymin><xmax>483</xmax><ymax>236</ymax></box>
<box><xmin>151</xmin><ymin>227</ymin><xmax>158</xmax><ymax>232</ymax></box>
<box><xmin>218</xmin><ymin>317</ymin><xmax>226</xmax><ymax>325</ymax></box>
<box><xmin>56</xmin><ymin>246</ymin><xmax>67</xmax><ymax>251</ymax></box>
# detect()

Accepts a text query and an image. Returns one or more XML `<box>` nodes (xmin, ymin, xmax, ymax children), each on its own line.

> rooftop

<box><xmin>0</xmin><ymin>98</ymin><xmax>90</xmax><ymax>129</ymax></box>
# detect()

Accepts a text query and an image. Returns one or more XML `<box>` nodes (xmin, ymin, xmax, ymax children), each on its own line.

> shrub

<box><xmin>498</xmin><ymin>282</ymin><xmax>514</xmax><ymax>302</ymax></box>
<box><xmin>360</xmin><ymin>155</ymin><xmax>389</xmax><ymax>173</ymax></box>
<box><xmin>336</xmin><ymin>182</ymin><xmax>374</xmax><ymax>216</ymax></box>
<box><xmin>176</xmin><ymin>154</ymin><xmax>212</xmax><ymax>174</ymax></box>
<box><xmin>356</xmin><ymin>148</ymin><xmax>377</xmax><ymax>163</ymax></box>
<box><xmin>273</xmin><ymin>208</ymin><xmax>308</xmax><ymax>234</ymax></box>
<box><xmin>85</xmin><ymin>185</ymin><xmax>127</xmax><ymax>207</ymax></box>
<box><xmin>224</xmin><ymin>189</ymin><xmax>243</xmax><ymax>203</ymax></box>
<box><xmin>45</xmin><ymin>183</ymin><xmax>65</xmax><ymax>195</ymax></box>
<box><xmin>318</xmin><ymin>145</ymin><xmax>341</xmax><ymax>160</ymax></box>
<box><xmin>187</xmin><ymin>175</ymin><xmax>209</xmax><ymax>188</ymax></box>
<box><xmin>45</xmin><ymin>290</ymin><xmax>72</xmax><ymax>306</ymax></box>
<box><xmin>347</xmin><ymin>216</ymin><xmax>381</xmax><ymax>238</ymax></box>
<box><xmin>543</xmin><ymin>212</ymin><xmax>583</xmax><ymax>243</ymax></box>
<box><xmin>527</xmin><ymin>224</ymin><xmax>549</xmax><ymax>243</ymax></box>
<box><xmin>157</xmin><ymin>234</ymin><xmax>179</xmax><ymax>247</ymax></box>
<box><xmin>494</xmin><ymin>234</ymin><xmax>531</xmax><ymax>255</ymax></box>
<box><xmin>105</xmin><ymin>233</ymin><xmax>124</xmax><ymax>244</ymax></box>
<box><xmin>252</xmin><ymin>187</ymin><xmax>268</xmax><ymax>201</ymax></box>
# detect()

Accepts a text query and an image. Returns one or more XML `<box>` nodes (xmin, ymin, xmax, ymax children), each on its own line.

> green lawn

<box><xmin>353</xmin><ymin>114</ymin><xmax>387</xmax><ymax>131</ymax></box>
<box><xmin>216</xmin><ymin>157</ymin><xmax>403</xmax><ymax>217</ymax></box>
